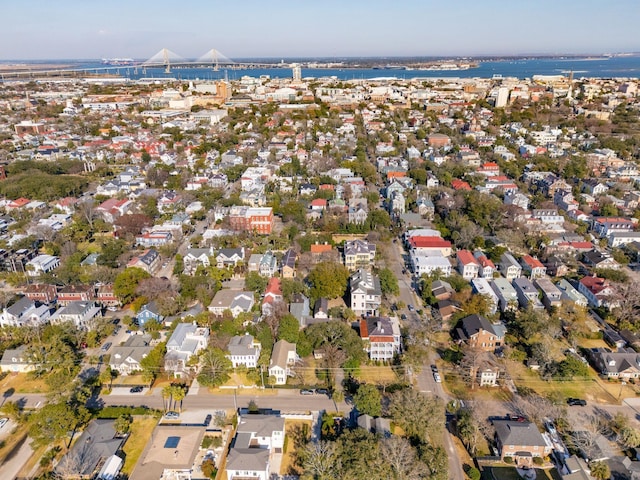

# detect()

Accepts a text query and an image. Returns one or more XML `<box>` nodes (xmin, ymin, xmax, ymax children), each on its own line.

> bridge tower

<box><xmin>163</xmin><ymin>48</ymin><xmax>172</xmax><ymax>74</ymax></box>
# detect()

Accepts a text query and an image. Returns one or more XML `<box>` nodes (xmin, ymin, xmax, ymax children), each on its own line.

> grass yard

<box><xmin>280</xmin><ymin>420</ymin><xmax>312</xmax><ymax>476</ymax></box>
<box><xmin>506</xmin><ymin>359</ymin><xmax>623</xmax><ymax>404</ymax></box>
<box><xmin>484</xmin><ymin>467</ymin><xmax>555</xmax><ymax>480</ymax></box>
<box><xmin>121</xmin><ymin>415</ymin><xmax>158</xmax><ymax>476</ymax></box>
<box><xmin>354</xmin><ymin>365</ymin><xmax>400</xmax><ymax>385</ymax></box>
<box><xmin>0</xmin><ymin>373</ymin><xmax>49</xmax><ymax>394</ymax></box>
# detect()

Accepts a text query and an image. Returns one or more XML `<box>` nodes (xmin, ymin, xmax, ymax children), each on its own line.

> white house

<box><xmin>26</xmin><ymin>254</ymin><xmax>59</xmax><ymax>276</ymax></box>
<box><xmin>164</xmin><ymin>323</ymin><xmax>210</xmax><ymax>378</ymax></box>
<box><xmin>227</xmin><ymin>334</ymin><xmax>261</xmax><ymax>368</ymax></box>
<box><xmin>268</xmin><ymin>340</ymin><xmax>298</xmax><ymax>385</ymax></box>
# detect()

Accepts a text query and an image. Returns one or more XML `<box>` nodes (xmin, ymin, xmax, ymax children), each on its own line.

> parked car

<box><xmin>101</xmin><ymin>342</ymin><xmax>112</xmax><ymax>352</ymax></box>
<box><xmin>129</xmin><ymin>386</ymin><xmax>143</xmax><ymax>393</ymax></box>
<box><xmin>300</xmin><ymin>389</ymin><xmax>314</xmax><ymax>395</ymax></box>
<box><xmin>204</xmin><ymin>414</ymin><xmax>212</xmax><ymax>426</ymax></box>
<box><xmin>430</xmin><ymin>364</ymin><xmax>438</xmax><ymax>372</ymax></box>
<box><xmin>408</xmin><ymin>304</ymin><xmax>414</xmax><ymax>311</ymax></box>
<box><xmin>400</xmin><ymin>314</ymin><xmax>407</xmax><ymax>320</ymax></box>
<box><xmin>164</xmin><ymin>411</ymin><xmax>180</xmax><ymax>419</ymax></box>
<box><xmin>567</xmin><ymin>398</ymin><xmax>587</xmax><ymax>406</ymax></box>
<box><xmin>315</xmin><ymin>388</ymin><xmax>329</xmax><ymax>395</ymax></box>
<box><xmin>433</xmin><ymin>372</ymin><xmax>442</xmax><ymax>383</ymax></box>
<box><xmin>0</xmin><ymin>418</ymin><xmax>8</xmax><ymax>428</ymax></box>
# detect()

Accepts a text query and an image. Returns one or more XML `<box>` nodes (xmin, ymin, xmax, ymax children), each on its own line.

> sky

<box><xmin>1</xmin><ymin>0</ymin><xmax>639</xmax><ymax>60</ymax></box>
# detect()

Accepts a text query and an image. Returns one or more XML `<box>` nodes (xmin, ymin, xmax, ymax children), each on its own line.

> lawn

<box><xmin>354</xmin><ymin>365</ymin><xmax>399</xmax><ymax>385</ymax></box>
<box><xmin>484</xmin><ymin>467</ymin><xmax>556</xmax><ymax>480</ymax></box>
<box><xmin>0</xmin><ymin>373</ymin><xmax>49</xmax><ymax>394</ymax></box>
<box><xmin>121</xmin><ymin>415</ymin><xmax>158</xmax><ymax>475</ymax></box>
<box><xmin>280</xmin><ymin>420</ymin><xmax>312</xmax><ymax>476</ymax></box>
<box><xmin>505</xmin><ymin>359</ymin><xmax>624</xmax><ymax>404</ymax></box>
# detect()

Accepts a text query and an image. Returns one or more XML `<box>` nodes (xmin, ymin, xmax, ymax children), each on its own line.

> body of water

<box><xmin>3</xmin><ymin>56</ymin><xmax>640</xmax><ymax>81</ymax></box>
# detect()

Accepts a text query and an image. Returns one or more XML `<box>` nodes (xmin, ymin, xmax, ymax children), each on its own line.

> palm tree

<box><xmin>171</xmin><ymin>385</ymin><xmax>187</xmax><ymax>413</ymax></box>
<box><xmin>161</xmin><ymin>385</ymin><xmax>173</xmax><ymax>413</ymax></box>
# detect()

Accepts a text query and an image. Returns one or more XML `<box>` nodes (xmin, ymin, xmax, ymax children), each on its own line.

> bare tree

<box><xmin>566</xmin><ymin>414</ymin><xmax>608</xmax><ymax>459</ymax></box>
<box><xmin>380</xmin><ymin>436</ymin><xmax>425</xmax><ymax>480</ymax></box>
<box><xmin>459</xmin><ymin>345</ymin><xmax>485</xmax><ymax>390</ymax></box>
<box><xmin>301</xmin><ymin>441</ymin><xmax>339</xmax><ymax>480</ymax></box>
<box><xmin>77</xmin><ymin>198</ymin><xmax>96</xmax><ymax>229</ymax></box>
<box><xmin>611</xmin><ymin>282</ymin><xmax>640</xmax><ymax>328</ymax></box>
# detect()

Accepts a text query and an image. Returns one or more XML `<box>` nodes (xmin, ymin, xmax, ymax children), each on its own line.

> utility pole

<box><xmin>260</xmin><ymin>365</ymin><xmax>265</xmax><ymax>389</ymax></box>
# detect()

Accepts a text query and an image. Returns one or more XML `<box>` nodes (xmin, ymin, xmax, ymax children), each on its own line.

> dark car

<box><xmin>204</xmin><ymin>414</ymin><xmax>212</xmax><ymax>426</ymax></box>
<box><xmin>567</xmin><ymin>398</ymin><xmax>587</xmax><ymax>406</ymax></box>
<box><xmin>315</xmin><ymin>388</ymin><xmax>329</xmax><ymax>395</ymax></box>
<box><xmin>408</xmin><ymin>304</ymin><xmax>414</xmax><ymax>311</ymax></box>
<box><xmin>129</xmin><ymin>386</ymin><xmax>143</xmax><ymax>393</ymax></box>
<box><xmin>101</xmin><ymin>342</ymin><xmax>112</xmax><ymax>352</ymax></box>
<box><xmin>400</xmin><ymin>314</ymin><xmax>407</xmax><ymax>320</ymax></box>
<box><xmin>431</xmin><ymin>364</ymin><xmax>438</xmax><ymax>372</ymax></box>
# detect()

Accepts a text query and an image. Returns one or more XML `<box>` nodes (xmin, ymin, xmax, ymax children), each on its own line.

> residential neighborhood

<box><xmin>0</xmin><ymin>64</ymin><xmax>639</xmax><ymax>480</ymax></box>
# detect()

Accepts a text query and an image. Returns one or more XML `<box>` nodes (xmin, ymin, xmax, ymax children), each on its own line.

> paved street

<box><xmin>386</xmin><ymin>238</ymin><xmax>465</xmax><ymax>480</ymax></box>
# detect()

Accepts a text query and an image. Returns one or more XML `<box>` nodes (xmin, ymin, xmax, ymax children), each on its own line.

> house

<box><xmin>556</xmin><ymin>279</ymin><xmax>588</xmax><ymax>307</ymax></box>
<box><xmin>227</xmin><ymin>334</ymin><xmax>261</xmax><ymax>368</ymax></box>
<box><xmin>456</xmin><ymin>249</ymin><xmax>480</xmax><ymax>280</ymax></box>
<box><xmin>520</xmin><ymin>255</ymin><xmax>547</xmax><ymax>279</ymax></box>
<box><xmin>208</xmin><ymin>290</ymin><xmax>255</xmax><ymax>318</ymax></box>
<box><xmin>50</xmin><ymin>301</ymin><xmax>102</xmax><ymax>329</ymax></box>
<box><xmin>455</xmin><ymin>314</ymin><xmax>505</xmax><ymax>352</ymax></box>
<box><xmin>56</xmin><ymin>419</ymin><xmax>126</xmax><ymax>479</ymax></box>
<box><xmin>268</xmin><ymin>340</ymin><xmax>298</xmax><ymax>385</ymax></box>
<box><xmin>26</xmin><ymin>254</ymin><xmax>59</xmax><ymax>276</ymax></box>
<box><xmin>164</xmin><ymin>323</ymin><xmax>209</xmax><ymax>378</ymax></box>
<box><xmin>127</xmin><ymin>249</ymin><xmax>161</xmax><ymax>275</ymax></box>
<box><xmin>343</xmin><ymin>239</ymin><xmax>376</xmax><ymax>271</ymax></box>
<box><xmin>22</xmin><ymin>284</ymin><xmax>57</xmax><ymax>304</ymax></box>
<box><xmin>490</xmin><ymin>277</ymin><xmax>519</xmax><ymax>312</ymax></box>
<box><xmin>498</xmin><ymin>253</ymin><xmax>522</xmax><ymax>281</ymax></box>
<box><xmin>136</xmin><ymin>301</ymin><xmax>164</xmax><ymax>328</ymax></box>
<box><xmin>0</xmin><ymin>297</ymin><xmax>51</xmax><ymax>327</ymax></box>
<box><xmin>350</xmin><ymin>269</ymin><xmax>382</xmax><ymax>317</ymax></box>
<box><xmin>588</xmin><ymin>347</ymin><xmax>640</xmax><ymax>379</ymax></box>
<box><xmin>262</xmin><ymin>277</ymin><xmax>283</xmax><ymax>316</ymax></box>
<box><xmin>408</xmin><ymin>236</ymin><xmax>453</xmax><ymax>256</ymax></box>
<box><xmin>410</xmin><ymin>252</ymin><xmax>453</xmax><ymax>276</ymax></box>
<box><xmin>534</xmin><ymin>278</ymin><xmax>562</xmax><ymax>310</ymax></box>
<box><xmin>281</xmin><ymin>249</ymin><xmax>297</xmax><ymax>278</ymax></box>
<box><xmin>183</xmin><ymin>247</ymin><xmax>214</xmax><ymax>274</ymax></box>
<box><xmin>431</xmin><ymin>280</ymin><xmax>455</xmax><ymax>301</ymax></box>
<box><xmin>96</xmin><ymin>284</ymin><xmax>120</xmax><ymax>307</ymax></box>
<box><xmin>289</xmin><ymin>293</ymin><xmax>311</xmax><ymax>327</ymax></box>
<box><xmin>359</xmin><ymin>316</ymin><xmax>402</xmax><ymax>361</ymax></box>
<box><xmin>348</xmin><ymin>197</ymin><xmax>369</xmax><ymax>225</ymax></box>
<box><xmin>357</xmin><ymin>414</ymin><xmax>391</xmax><ymax>437</ymax></box>
<box><xmin>0</xmin><ymin>345</ymin><xmax>35</xmax><ymax>373</ymax></box>
<box><xmin>226</xmin><ymin>413</ymin><xmax>285</xmax><ymax>480</ymax></box>
<box><xmin>58</xmin><ymin>284</ymin><xmax>94</xmax><ymax>306</ymax></box>
<box><xmin>313</xmin><ymin>298</ymin><xmax>329</xmax><ymax>319</ymax></box>
<box><xmin>470</xmin><ymin>278</ymin><xmax>499</xmax><ymax>315</ymax></box>
<box><xmin>512</xmin><ymin>277</ymin><xmax>545</xmax><ymax>310</ymax></box>
<box><xmin>216</xmin><ymin>247</ymin><xmax>245</xmax><ymax>269</ymax></box>
<box><xmin>578</xmin><ymin>276</ymin><xmax>616</xmax><ymax>308</ymax></box>
<box><xmin>257</xmin><ymin>251</ymin><xmax>278</xmax><ymax>277</ymax></box>
<box><xmin>473</xmin><ymin>251</ymin><xmax>497</xmax><ymax>278</ymax></box>
<box><xmin>592</xmin><ymin>217</ymin><xmax>635</xmax><ymax>238</ymax></box>
<box><xmin>109</xmin><ymin>334</ymin><xmax>153</xmax><ymax>375</ymax></box>
<box><xmin>582</xmin><ymin>249</ymin><xmax>620</xmax><ymax>270</ymax></box>
<box><xmin>135</xmin><ymin>230</ymin><xmax>173</xmax><ymax>248</ymax></box>
<box><xmin>493</xmin><ymin>420</ymin><xmax>552</xmax><ymax>467</ymax></box>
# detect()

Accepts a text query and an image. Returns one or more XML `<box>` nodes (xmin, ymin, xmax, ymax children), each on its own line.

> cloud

<box><xmin>98</xmin><ymin>29</ymin><xmax>108</xmax><ymax>36</ymax></box>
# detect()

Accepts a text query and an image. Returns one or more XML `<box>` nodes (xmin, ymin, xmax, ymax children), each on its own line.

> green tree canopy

<box><xmin>308</xmin><ymin>262</ymin><xmax>350</xmax><ymax>300</ymax></box>
<box><xmin>378</xmin><ymin>267</ymin><xmax>399</xmax><ymax>296</ymax></box>
<box><xmin>114</xmin><ymin>267</ymin><xmax>151</xmax><ymax>304</ymax></box>
<box><xmin>197</xmin><ymin>347</ymin><xmax>232</xmax><ymax>387</ymax></box>
<box><xmin>353</xmin><ymin>383</ymin><xmax>382</xmax><ymax>417</ymax></box>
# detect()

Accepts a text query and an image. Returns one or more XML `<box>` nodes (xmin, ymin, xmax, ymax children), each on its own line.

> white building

<box><xmin>227</xmin><ymin>334</ymin><xmax>261</xmax><ymax>368</ymax></box>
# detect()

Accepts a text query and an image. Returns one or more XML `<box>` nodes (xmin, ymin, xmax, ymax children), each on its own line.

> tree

<box><xmin>140</xmin><ymin>342</ymin><xmax>166</xmax><ymax>387</ymax></box>
<box><xmin>301</xmin><ymin>441</ymin><xmax>338</xmax><ymax>480</ymax></box>
<box><xmin>353</xmin><ymin>384</ymin><xmax>382</xmax><ymax>417</ymax></box>
<box><xmin>100</xmin><ymin>365</ymin><xmax>116</xmax><ymax>391</ymax></box>
<box><xmin>589</xmin><ymin>460</ymin><xmax>610</xmax><ymax>480</ymax></box>
<box><xmin>244</xmin><ymin>272</ymin><xmax>268</xmax><ymax>295</ymax></box>
<box><xmin>380</xmin><ymin>436</ymin><xmax>425</xmax><ymax>480</ymax></box>
<box><xmin>0</xmin><ymin>401</ymin><xmax>22</xmax><ymax>423</ymax></box>
<box><xmin>113</xmin><ymin>267</ymin><xmax>151</xmax><ymax>304</ymax></box>
<box><xmin>197</xmin><ymin>347</ymin><xmax>232</xmax><ymax>388</ymax></box>
<box><xmin>378</xmin><ymin>268</ymin><xmax>399</xmax><ymax>296</ymax></box>
<box><xmin>456</xmin><ymin>410</ymin><xmax>483</xmax><ymax>456</ymax></box>
<box><xmin>389</xmin><ymin>389</ymin><xmax>443</xmax><ymax>444</ymax></box>
<box><xmin>619</xmin><ymin>425</ymin><xmax>640</xmax><ymax>448</ymax></box>
<box><xmin>113</xmin><ymin>414</ymin><xmax>132</xmax><ymax>435</ymax></box>
<box><xmin>308</xmin><ymin>262</ymin><xmax>350</xmax><ymax>300</ymax></box>
<box><xmin>28</xmin><ymin>402</ymin><xmax>78</xmax><ymax>448</ymax></box>
<box><xmin>277</xmin><ymin>314</ymin><xmax>300</xmax><ymax>343</ymax></box>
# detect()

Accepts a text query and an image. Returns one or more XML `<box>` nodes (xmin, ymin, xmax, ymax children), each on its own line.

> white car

<box><xmin>0</xmin><ymin>418</ymin><xmax>8</xmax><ymax>428</ymax></box>
<box><xmin>433</xmin><ymin>372</ymin><xmax>442</xmax><ymax>383</ymax></box>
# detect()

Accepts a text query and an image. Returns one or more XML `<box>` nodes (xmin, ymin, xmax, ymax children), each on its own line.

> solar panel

<box><xmin>164</xmin><ymin>436</ymin><xmax>180</xmax><ymax>449</ymax></box>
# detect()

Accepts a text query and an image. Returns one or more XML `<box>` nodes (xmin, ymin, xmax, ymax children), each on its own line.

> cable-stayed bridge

<box><xmin>0</xmin><ymin>48</ymin><xmax>289</xmax><ymax>79</ymax></box>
